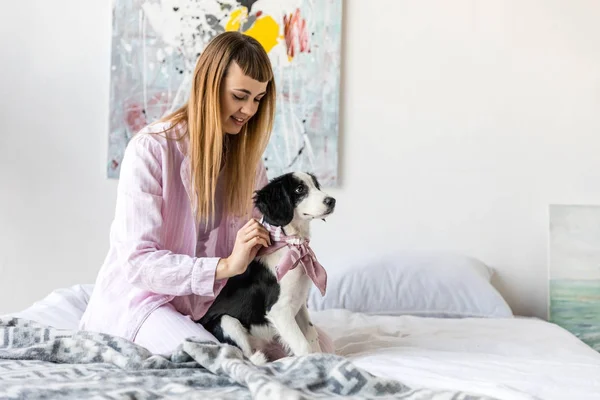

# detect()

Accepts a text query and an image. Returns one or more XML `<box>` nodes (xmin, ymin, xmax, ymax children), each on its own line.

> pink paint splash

<box><xmin>124</xmin><ymin>93</ymin><xmax>170</xmax><ymax>133</ymax></box>
<box><xmin>125</xmin><ymin>103</ymin><xmax>147</xmax><ymax>133</ymax></box>
<box><xmin>283</xmin><ymin>8</ymin><xmax>310</xmax><ymax>59</ymax></box>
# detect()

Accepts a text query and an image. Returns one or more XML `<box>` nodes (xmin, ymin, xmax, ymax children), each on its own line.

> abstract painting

<box><xmin>549</xmin><ymin>204</ymin><xmax>600</xmax><ymax>351</ymax></box>
<box><xmin>107</xmin><ymin>0</ymin><xmax>343</xmax><ymax>186</ymax></box>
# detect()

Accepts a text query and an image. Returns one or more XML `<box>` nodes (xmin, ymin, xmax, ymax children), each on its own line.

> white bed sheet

<box><xmin>310</xmin><ymin>309</ymin><xmax>600</xmax><ymax>400</ymax></box>
<box><xmin>4</xmin><ymin>285</ymin><xmax>600</xmax><ymax>400</ymax></box>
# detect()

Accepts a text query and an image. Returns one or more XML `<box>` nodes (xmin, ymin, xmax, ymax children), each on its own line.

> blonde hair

<box><xmin>160</xmin><ymin>31</ymin><xmax>275</xmax><ymax>224</ymax></box>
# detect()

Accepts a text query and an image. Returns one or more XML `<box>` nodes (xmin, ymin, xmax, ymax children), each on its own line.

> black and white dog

<box><xmin>198</xmin><ymin>172</ymin><xmax>335</xmax><ymax>365</ymax></box>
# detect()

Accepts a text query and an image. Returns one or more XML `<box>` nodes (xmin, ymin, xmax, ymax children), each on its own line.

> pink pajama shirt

<box><xmin>79</xmin><ymin>121</ymin><xmax>333</xmax><ymax>356</ymax></box>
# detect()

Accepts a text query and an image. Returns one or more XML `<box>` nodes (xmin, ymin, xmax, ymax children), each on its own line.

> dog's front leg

<box><xmin>267</xmin><ymin>305</ymin><xmax>313</xmax><ymax>356</ymax></box>
<box><xmin>295</xmin><ymin>304</ymin><xmax>321</xmax><ymax>353</ymax></box>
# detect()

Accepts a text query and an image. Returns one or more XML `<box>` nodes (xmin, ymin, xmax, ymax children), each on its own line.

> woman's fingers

<box><xmin>243</xmin><ymin>218</ymin><xmax>259</xmax><ymax>229</ymax></box>
<box><xmin>244</xmin><ymin>227</ymin><xmax>269</xmax><ymax>240</ymax></box>
<box><xmin>246</xmin><ymin>233</ymin><xmax>271</xmax><ymax>248</ymax></box>
<box><xmin>243</xmin><ymin>226</ymin><xmax>271</xmax><ymax>245</ymax></box>
<box><xmin>237</xmin><ymin>219</ymin><xmax>272</xmax><ymax>250</ymax></box>
<box><xmin>244</xmin><ymin>219</ymin><xmax>263</xmax><ymax>234</ymax></box>
<box><xmin>248</xmin><ymin>236</ymin><xmax>269</xmax><ymax>249</ymax></box>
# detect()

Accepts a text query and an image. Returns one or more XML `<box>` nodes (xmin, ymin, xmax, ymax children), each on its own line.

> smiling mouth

<box><xmin>231</xmin><ymin>116</ymin><xmax>246</xmax><ymax>126</ymax></box>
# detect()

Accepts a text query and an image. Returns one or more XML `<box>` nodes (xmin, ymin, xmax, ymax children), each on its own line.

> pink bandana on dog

<box><xmin>256</xmin><ymin>222</ymin><xmax>327</xmax><ymax>296</ymax></box>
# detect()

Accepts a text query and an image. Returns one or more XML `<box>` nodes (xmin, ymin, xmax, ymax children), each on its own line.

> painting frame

<box><xmin>548</xmin><ymin>204</ymin><xmax>600</xmax><ymax>352</ymax></box>
<box><xmin>107</xmin><ymin>0</ymin><xmax>343</xmax><ymax>186</ymax></box>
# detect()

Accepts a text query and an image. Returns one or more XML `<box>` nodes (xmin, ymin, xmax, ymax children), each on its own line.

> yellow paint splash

<box><xmin>225</xmin><ymin>8</ymin><xmax>246</xmax><ymax>32</ymax></box>
<box><xmin>225</xmin><ymin>7</ymin><xmax>281</xmax><ymax>54</ymax></box>
<box><xmin>244</xmin><ymin>16</ymin><xmax>281</xmax><ymax>53</ymax></box>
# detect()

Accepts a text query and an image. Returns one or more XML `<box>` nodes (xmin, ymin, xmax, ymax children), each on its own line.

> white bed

<box><xmin>311</xmin><ymin>309</ymin><xmax>600</xmax><ymax>400</ymax></box>
<box><xmin>4</xmin><ymin>252</ymin><xmax>600</xmax><ymax>399</ymax></box>
<box><xmin>4</xmin><ymin>282</ymin><xmax>600</xmax><ymax>400</ymax></box>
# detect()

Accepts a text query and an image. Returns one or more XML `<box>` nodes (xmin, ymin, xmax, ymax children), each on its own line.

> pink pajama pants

<box><xmin>133</xmin><ymin>302</ymin><xmax>334</xmax><ymax>358</ymax></box>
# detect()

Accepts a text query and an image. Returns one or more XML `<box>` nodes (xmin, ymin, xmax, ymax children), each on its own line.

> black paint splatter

<box><xmin>206</xmin><ymin>14</ymin><xmax>218</xmax><ymax>26</ymax></box>
<box><xmin>218</xmin><ymin>1</ymin><xmax>233</xmax><ymax>11</ymax></box>
<box><xmin>236</xmin><ymin>0</ymin><xmax>259</xmax><ymax>13</ymax></box>
<box><xmin>287</xmin><ymin>144</ymin><xmax>305</xmax><ymax>168</ymax></box>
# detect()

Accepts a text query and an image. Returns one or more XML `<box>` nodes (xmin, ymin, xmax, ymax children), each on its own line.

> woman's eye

<box><xmin>233</xmin><ymin>94</ymin><xmax>245</xmax><ymax>101</ymax></box>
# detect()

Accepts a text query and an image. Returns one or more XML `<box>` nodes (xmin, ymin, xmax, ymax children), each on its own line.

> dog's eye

<box><xmin>295</xmin><ymin>185</ymin><xmax>304</xmax><ymax>194</ymax></box>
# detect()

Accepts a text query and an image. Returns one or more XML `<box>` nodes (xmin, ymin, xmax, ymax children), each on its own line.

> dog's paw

<box><xmin>249</xmin><ymin>351</ymin><xmax>268</xmax><ymax>366</ymax></box>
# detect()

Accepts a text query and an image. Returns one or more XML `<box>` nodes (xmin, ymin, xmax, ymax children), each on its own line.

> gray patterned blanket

<box><xmin>0</xmin><ymin>318</ymin><xmax>497</xmax><ymax>399</ymax></box>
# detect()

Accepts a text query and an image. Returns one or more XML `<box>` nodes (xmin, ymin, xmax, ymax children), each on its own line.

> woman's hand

<box><xmin>216</xmin><ymin>219</ymin><xmax>271</xmax><ymax>279</ymax></box>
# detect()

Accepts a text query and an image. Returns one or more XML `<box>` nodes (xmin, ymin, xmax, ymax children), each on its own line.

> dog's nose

<box><xmin>324</xmin><ymin>197</ymin><xmax>336</xmax><ymax>208</ymax></box>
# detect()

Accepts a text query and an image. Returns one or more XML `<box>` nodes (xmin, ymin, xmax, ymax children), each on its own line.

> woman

<box><xmin>80</xmin><ymin>31</ymin><xmax>333</xmax><ymax>357</ymax></box>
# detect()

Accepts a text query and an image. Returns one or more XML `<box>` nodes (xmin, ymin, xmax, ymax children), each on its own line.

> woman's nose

<box><xmin>241</xmin><ymin>101</ymin><xmax>257</xmax><ymax>116</ymax></box>
<box><xmin>240</xmin><ymin>105</ymin><xmax>251</xmax><ymax>116</ymax></box>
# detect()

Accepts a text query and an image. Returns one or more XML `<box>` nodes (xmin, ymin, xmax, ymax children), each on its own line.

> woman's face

<box><xmin>220</xmin><ymin>62</ymin><xmax>268</xmax><ymax>135</ymax></box>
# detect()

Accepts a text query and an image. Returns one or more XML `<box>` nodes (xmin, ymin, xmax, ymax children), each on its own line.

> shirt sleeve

<box><xmin>113</xmin><ymin>133</ymin><xmax>222</xmax><ymax>297</ymax></box>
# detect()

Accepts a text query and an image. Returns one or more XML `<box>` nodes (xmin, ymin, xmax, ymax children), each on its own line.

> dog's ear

<box><xmin>254</xmin><ymin>179</ymin><xmax>294</xmax><ymax>227</ymax></box>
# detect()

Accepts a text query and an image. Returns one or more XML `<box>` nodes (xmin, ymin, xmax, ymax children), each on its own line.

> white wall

<box><xmin>2</xmin><ymin>0</ymin><xmax>600</xmax><ymax>319</ymax></box>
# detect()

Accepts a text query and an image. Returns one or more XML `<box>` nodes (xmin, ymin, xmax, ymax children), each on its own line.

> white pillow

<box><xmin>307</xmin><ymin>251</ymin><xmax>514</xmax><ymax>318</ymax></box>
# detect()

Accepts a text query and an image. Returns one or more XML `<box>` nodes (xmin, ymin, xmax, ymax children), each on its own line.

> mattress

<box><xmin>4</xmin><ymin>284</ymin><xmax>600</xmax><ymax>399</ymax></box>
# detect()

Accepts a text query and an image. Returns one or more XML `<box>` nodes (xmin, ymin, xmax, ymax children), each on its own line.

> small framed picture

<box><xmin>549</xmin><ymin>204</ymin><xmax>600</xmax><ymax>351</ymax></box>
